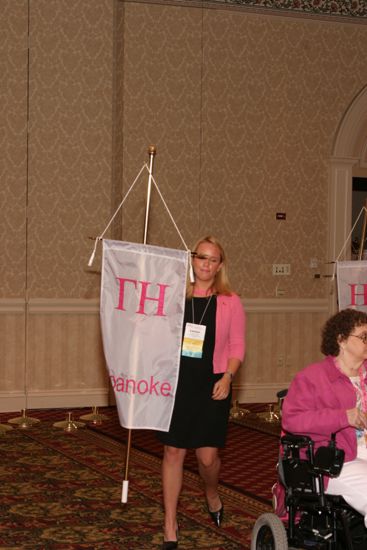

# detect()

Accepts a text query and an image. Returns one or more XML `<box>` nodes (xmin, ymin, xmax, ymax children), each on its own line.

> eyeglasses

<box><xmin>350</xmin><ymin>333</ymin><xmax>367</xmax><ymax>344</ymax></box>
<box><xmin>192</xmin><ymin>253</ymin><xmax>221</xmax><ymax>264</ymax></box>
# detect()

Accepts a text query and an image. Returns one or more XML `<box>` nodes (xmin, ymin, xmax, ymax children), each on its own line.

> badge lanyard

<box><xmin>182</xmin><ymin>295</ymin><xmax>213</xmax><ymax>359</ymax></box>
<box><xmin>191</xmin><ymin>294</ymin><xmax>213</xmax><ymax>325</ymax></box>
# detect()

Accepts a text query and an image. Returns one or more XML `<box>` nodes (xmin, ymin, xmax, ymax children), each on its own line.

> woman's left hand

<box><xmin>212</xmin><ymin>376</ymin><xmax>231</xmax><ymax>400</ymax></box>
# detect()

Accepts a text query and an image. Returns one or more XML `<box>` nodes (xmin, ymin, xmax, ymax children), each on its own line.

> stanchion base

<box><xmin>53</xmin><ymin>412</ymin><xmax>85</xmax><ymax>432</ymax></box>
<box><xmin>79</xmin><ymin>406</ymin><xmax>108</xmax><ymax>425</ymax></box>
<box><xmin>229</xmin><ymin>400</ymin><xmax>250</xmax><ymax>420</ymax></box>
<box><xmin>257</xmin><ymin>404</ymin><xmax>280</xmax><ymax>424</ymax></box>
<box><xmin>0</xmin><ymin>423</ymin><xmax>13</xmax><ymax>434</ymax></box>
<box><xmin>8</xmin><ymin>409</ymin><xmax>40</xmax><ymax>429</ymax></box>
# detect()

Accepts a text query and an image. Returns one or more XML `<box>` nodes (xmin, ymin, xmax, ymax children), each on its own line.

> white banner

<box><xmin>337</xmin><ymin>260</ymin><xmax>367</xmax><ymax>312</ymax></box>
<box><xmin>100</xmin><ymin>240</ymin><xmax>188</xmax><ymax>430</ymax></box>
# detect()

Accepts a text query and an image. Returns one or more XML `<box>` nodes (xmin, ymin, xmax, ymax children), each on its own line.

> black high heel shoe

<box><xmin>207</xmin><ymin>500</ymin><xmax>224</xmax><ymax>527</ymax></box>
<box><xmin>161</xmin><ymin>528</ymin><xmax>178</xmax><ymax>549</ymax></box>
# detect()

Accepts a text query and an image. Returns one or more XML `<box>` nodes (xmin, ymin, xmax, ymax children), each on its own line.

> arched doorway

<box><xmin>328</xmin><ymin>85</ymin><xmax>367</xmax><ymax>312</ymax></box>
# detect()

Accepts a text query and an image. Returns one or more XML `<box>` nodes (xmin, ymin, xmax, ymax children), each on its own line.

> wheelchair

<box><xmin>251</xmin><ymin>432</ymin><xmax>367</xmax><ymax>549</ymax></box>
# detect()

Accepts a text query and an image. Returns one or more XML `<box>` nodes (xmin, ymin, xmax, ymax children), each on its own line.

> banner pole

<box><xmin>357</xmin><ymin>200</ymin><xmax>367</xmax><ymax>260</ymax></box>
<box><xmin>121</xmin><ymin>429</ymin><xmax>132</xmax><ymax>503</ymax></box>
<box><xmin>143</xmin><ymin>145</ymin><xmax>157</xmax><ymax>244</ymax></box>
<box><xmin>122</xmin><ymin>145</ymin><xmax>157</xmax><ymax>504</ymax></box>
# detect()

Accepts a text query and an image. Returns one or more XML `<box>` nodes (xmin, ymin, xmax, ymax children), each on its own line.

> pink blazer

<box><xmin>213</xmin><ymin>293</ymin><xmax>246</xmax><ymax>373</ymax></box>
<box><xmin>282</xmin><ymin>356</ymin><xmax>367</xmax><ymax>465</ymax></box>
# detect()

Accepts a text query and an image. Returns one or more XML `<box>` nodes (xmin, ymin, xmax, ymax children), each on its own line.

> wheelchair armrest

<box><xmin>281</xmin><ymin>433</ymin><xmax>313</xmax><ymax>449</ymax></box>
<box><xmin>313</xmin><ymin>445</ymin><xmax>345</xmax><ymax>477</ymax></box>
<box><xmin>276</xmin><ymin>389</ymin><xmax>288</xmax><ymax>399</ymax></box>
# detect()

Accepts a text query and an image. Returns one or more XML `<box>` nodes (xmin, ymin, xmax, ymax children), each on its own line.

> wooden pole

<box><xmin>121</xmin><ymin>145</ymin><xmax>157</xmax><ymax>504</ymax></box>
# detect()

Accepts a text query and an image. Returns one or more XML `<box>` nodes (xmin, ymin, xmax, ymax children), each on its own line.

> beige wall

<box><xmin>1</xmin><ymin>0</ymin><xmax>114</xmax><ymax>410</ymax></box>
<box><xmin>1</xmin><ymin>0</ymin><xmax>367</xmax><ymax>410</ymax></box>
<box><xmin>119</xmin><ymin>2</ymin><xmax>367</xmax><ymax>299</ymax></box>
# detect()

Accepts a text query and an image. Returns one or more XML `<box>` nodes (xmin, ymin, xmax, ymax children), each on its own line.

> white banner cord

<box><xmin>88</xmin><ymin>163</ymin><xmax>192</xmax><ymax>269</ymax></box>
<box><xmin>331</xmin><ymin>206</ymin><xmax>367</xmax><ymax>282</ymax></box>
<box><xmin>88</xmin><ymin>163</ymin><xmax>148</xmax><ymax>266</ymax></box>
<box><xmin>149</xmin><ymin>172</ymin><xmax>189</xmax><ymax>251</ymax></box>
<box><xmin>148</xmin><ymin>170</ymin><xmax>194</xmax><ymax>282</ymax></box>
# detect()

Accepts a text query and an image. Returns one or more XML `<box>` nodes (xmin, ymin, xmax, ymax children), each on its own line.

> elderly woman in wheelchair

<box><xmin>251</xmin><ymin>308</ymin><xmax>367</xmax><ymax>549</ymax></box>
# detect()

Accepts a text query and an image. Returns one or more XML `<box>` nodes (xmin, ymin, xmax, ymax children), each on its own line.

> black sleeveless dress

<box><xmin>157</xmin><ymin>295</ymin><xmax>231</xmax><ymax>449</ymax></box>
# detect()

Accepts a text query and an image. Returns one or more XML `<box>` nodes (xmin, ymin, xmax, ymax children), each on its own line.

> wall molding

<box><xmin>0</xmin><ymin>389</ymin><xmax>110</xmax><ymax>413</ymax></box>
<box><xmin>0</xmin><ymin>298</ymin><xmax>99</xmax><ymax>315</ymax></box>
<box><xmin>235</xmin><ymin>382</ymin><xmax>288</xmax><ymax>403</ymax></box>
<box><xmin>0</xmin><ymin>299</ymin><xmax>26</xmax><ymax>314</ymax></box>
<box><xmin>0</xmin><ymin>297</ymin><xmax>328</xmax><ymax>314</ymax></box>
<box><xmin>28</xmin><ymin>298</ymin><xmax>100</xmax><ymax>314</ymax></box>
<box><xmin>244</xmin><ymin>298</ymin><xmax>328</xmax><ymax>313</ymax></box>
<box><xmin>0</xmin><ymin>385</ymin><xmax>284</xmax><ymax>411</ymax></box>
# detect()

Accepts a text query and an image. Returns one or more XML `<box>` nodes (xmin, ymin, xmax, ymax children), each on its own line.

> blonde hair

<box><xmin>186</xmin><ymin>235</ymin><xmax>234</xmax><ymax>298</ymax></box>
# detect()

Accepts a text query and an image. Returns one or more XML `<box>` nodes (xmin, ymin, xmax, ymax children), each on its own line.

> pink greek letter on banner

<box><xmin>100</xmin><ymin>240</ymin><xmax>188</xmax><ymax>430</ymax></box>
<box><xmin>337</xmin><ymin>260</ymin><xmax>367</xmax><ymax>312</ymax></box>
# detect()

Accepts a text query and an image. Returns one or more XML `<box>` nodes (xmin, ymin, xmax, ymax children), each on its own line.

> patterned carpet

<box><xmin>86</xmin><ymin>405</ymin><xmax>280</xmax><ymax>504</ymax></box>
<box><xmin>0</xmin><ymin>406</ymin><xmax>278</xmax><ymax>549</ymax></box>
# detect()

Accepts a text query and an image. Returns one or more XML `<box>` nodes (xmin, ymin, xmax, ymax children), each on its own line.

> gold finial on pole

<box><xmin>148</xmin><ymin>145</ymin><xmax>157</xmax><ymax>157</ymax></box>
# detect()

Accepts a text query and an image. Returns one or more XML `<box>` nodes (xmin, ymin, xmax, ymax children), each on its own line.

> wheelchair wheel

<box><xmin>251</xmin><ymin>512</ymin><xmax>288</xmax><ymax>550</ymax></box>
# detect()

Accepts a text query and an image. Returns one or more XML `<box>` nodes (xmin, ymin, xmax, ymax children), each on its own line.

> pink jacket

<box><xmin>213</xmin><ymin>293</ymin><xmax>246</xmax><ymax>373</ymax></box>
<box><xmin>282</xmin><ymin>356</ymin><xmax>367</xmax><ymax>465</ymax></box>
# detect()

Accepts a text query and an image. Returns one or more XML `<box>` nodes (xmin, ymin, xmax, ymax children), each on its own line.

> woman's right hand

<box><xmin>346</xmin><ymin>407</ymin><xmax>367</xmax><ymax>429</ymax></box>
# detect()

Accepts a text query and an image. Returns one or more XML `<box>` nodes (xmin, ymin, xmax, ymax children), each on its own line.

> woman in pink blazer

<box><xmin>282</xmin><ymin>308</ymin><xmax>367</xmax><ymax>528</ymax></box>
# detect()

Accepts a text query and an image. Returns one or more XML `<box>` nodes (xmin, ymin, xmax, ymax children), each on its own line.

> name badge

<box><xmin>182</xmin><ymin>322</ymin><xmax>206</xmax><ymax>358</ymax></box>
